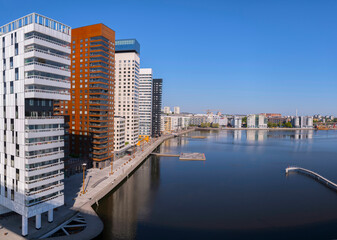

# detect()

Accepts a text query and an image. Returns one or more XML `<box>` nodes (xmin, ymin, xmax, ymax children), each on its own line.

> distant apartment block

<box><xmin>115</xmin><ymin>39</ymin><xmax>140</xmax><ymax>145</ymax></box>
<box><xmin>261</xmin><ymin>113</ymin><xmax>282</xmax><ymax>118</ymax></box>
<box><xmin>292</xmin><ymin>116</ymin><xmax>313</xmax><ymax>128</ymax></box>
<box><xmin>231</xmin><ymin>116</ymin><xmax>242</xmax><ymax>128</ymax></box>
<box><xmin>152</xmin><ymin>79</ymin><xmax>162</xmax><ymax>137</ymax></box>
<box><xmin>163</xmin><ymin>106</ymin><xmax>170</xmax><ymax>114</ymax></box>
<box><xmin>139</xmin><ymin>68</ymin><xmax>152</xmax><ymax>136</ymax></box>
<box><xmin>54</xmin><ymin>24</ymin><xmax>115</xmax><ymax>169</ymax></box>
<box><xmin>174</xmin><ymin>106</ymin><xmax>180</xmax><ymax>114</ymax></box>
<box><xmin>247</xmin><ymin>114</ymin><xmax>268</xmax><ymax>128</ymax></box>
<box><xmin>0</xmin><ymin>13</ymin><xmax>71</xmax><ymax>236</ymax></box>
<box><xmin>190</xmin><ymin>115</ymin><xmax>207</xmax><ymax>126</ymax></box>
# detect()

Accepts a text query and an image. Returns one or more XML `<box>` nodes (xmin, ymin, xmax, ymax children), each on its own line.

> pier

<box><xmin>286</xmin><ymin>166</ymin><xmax>337</xmax><ymax>191</ymax></box>
<box><xmin>151</xmin><ymin>152</ymin><xmax>206</xmax><ymax>161</ymax></box>
<box><xmin>151</xmin><ymin>153</ymin><xmax>180</xmax><ymax>157</ymax></box>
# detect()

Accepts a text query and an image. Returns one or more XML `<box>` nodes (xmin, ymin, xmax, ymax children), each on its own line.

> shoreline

<box><xmin>50</xmin><ymin>128</ymin><xmax>195</xmax><ymax>240</ymax></box>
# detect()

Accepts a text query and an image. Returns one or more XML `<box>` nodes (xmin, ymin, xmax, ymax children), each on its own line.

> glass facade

<box><xmin>0</xmin><ymin>13</ymin><xmax>71</xmax><ymax>35</ymax></box>
<box><xmin>115</xmin><ymin>39</ymin><xmax>140</xmax><ymax>54</ymax></box>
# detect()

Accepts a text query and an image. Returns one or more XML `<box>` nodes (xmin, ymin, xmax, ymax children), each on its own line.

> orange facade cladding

<box><xmin>55</xmin><ymin>24</ymin><xmax>115</xmax><ymax>168</ymax></box>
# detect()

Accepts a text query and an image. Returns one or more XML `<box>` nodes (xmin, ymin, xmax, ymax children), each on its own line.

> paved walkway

<box><xmin>0</xmin><ymin>129</ymin><xmax>194</xmax><ymax>239</ymax></box>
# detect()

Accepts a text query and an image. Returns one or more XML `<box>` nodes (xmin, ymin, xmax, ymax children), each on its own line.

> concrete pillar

<box><xmin>48</xmin><ymin>209</ymin><xmax>53</xmax><ymax>223</ymax></box>
<box><xmin>36</xmin><ymin>214</ymin><xmax>41</xmax><ymax>229</ymax></box>
<box><xmin>22</xmin><ymin>215</ymin><xmax>28</xmax><ymax>236</ymax></box>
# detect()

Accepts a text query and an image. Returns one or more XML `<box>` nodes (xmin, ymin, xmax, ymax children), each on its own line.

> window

<box><xmin>15</xmin><ymin>68</ymin><xmax>18</xmax><ymax>80</ymax></box>
<box><xmin>15</xmin><ymin>43</ymin><xmax>18</xmax><ymax>55</ymax></box>
<box><xmin>10</xmin><ymin>57</ymin><xmax>13</xmax><ymax>69</ymax></box>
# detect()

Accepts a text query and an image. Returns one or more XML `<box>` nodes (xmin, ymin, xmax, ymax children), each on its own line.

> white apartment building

<box><xmin>163</xmin><ymin>106</ymin><xmax>170</xmax><ymax>114</ymax></box>
<box><xmin>292</xmin><ymin>116</ymin><xmax>313</xmax><ymax>128</ymax></box>
<box><xmin>231</xmin><ymin>116</ymin><xmax>242</xmax><ymax>128</ymax></box>
<box><xmin>0</xmin><ymin>13</ymin><xmax>71</xmax><ymax>236</ymax></box>
<box><xmin>139</xmin><ymin>68</ymin><xmax>152</xmax><ymax>136</ymax></box>
<box><xmin>115</xmin><ymin>39</ymin><xmax>140</xmax><ymax>146</ymax></box>
<box><xmin>247</xmin><ymin>114</ymin><xmax>268</xmax><ymax>128</ymax></box>
<box><xmin>174</xmin><ymin>106</ymin><xmax>180</xmax><ymax>114</ymax></box>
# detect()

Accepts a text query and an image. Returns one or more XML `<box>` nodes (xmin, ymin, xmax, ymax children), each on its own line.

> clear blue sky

<box><xmin>1</xmin><ymin>0</ymin><xmax>337</xmax><ymax>115</ymax></box>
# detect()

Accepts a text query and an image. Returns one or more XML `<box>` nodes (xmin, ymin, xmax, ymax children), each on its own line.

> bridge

<box><xmin>286</xmin><ymin>166</ymin><xmax>337</xmax><ymax>191</ymax></box>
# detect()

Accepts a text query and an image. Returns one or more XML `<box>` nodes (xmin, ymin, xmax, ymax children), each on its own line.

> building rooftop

<box><xmin>0</xmin><ymin>13</ymin><xmax>71</xmax><ymax>36</ymax></box>
<box><xmin>115</xmin><ymin>39</ymin><xmax>140</xmax><ymax>54</ymax></box>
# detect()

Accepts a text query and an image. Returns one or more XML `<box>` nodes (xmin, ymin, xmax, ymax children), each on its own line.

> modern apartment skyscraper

<box><xmin>0</xmin><ymin>13</ymin><xmax>71</xmax><ymax>236</ymax></box>
<box><xmin>54</xmin><ymin>24</ymin><xmax>115</xmax><ymax>169</ymax></box>
<box><xmin>152</xmin><ymin>79</ymin><xmax>162</xmax><ymax>137</ymax></box>
<box><xmin>139</xmin><ymin>68</ymin><xmax>152</xmax><ymax>137</ymax></box>
<box><xmin>115</xmin><ymin>39</ymin><xmax>140</xmax><ymax>145</ymax></box>
<box><xmin>174</xmin><ymin>106</ymin><xmax>180</xmax><ymax>114</ymax></box>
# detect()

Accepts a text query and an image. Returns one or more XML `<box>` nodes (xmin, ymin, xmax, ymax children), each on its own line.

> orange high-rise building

<box><xmin>54</xmin><ymin>24</ymin><xmax>115</xmax><ymax>169</ymax></box>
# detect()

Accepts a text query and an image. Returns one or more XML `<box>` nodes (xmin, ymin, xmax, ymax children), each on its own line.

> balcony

<box><xmin>92</xmin><ymin>133</ymin><xmax>108</xmax><ymax>138</ymax></box>
<box><xmin>25</xmin><ymin>75</ymin><xmax>70</xmax><ymax>89</ymax></box>
<box><xmin>92</xmin><ymin>138</ymin><xmax>108</xmax><ymax>144</ymax></box>
<box><xmin>25</xmin><ymin>32</ymin><xmax>70</xmax><ymax>49</ymax></box>
<box><xmin>25</xmin><ymin>88</ymin><xmax>70</xmax><ymax>101</ymax></box>
<box><xmin>25</xmin><ymin>150</ymin><xmax>64</xmax><ymax>160</ymax></box>
<box><xmin>25</xmin><ymin>47</ymin><xmax>70</xmax><ymax>60</ymax></box>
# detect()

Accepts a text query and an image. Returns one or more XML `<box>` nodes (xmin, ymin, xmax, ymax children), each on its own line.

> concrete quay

<box><xmin>198</xmin><ymin>127</ymin><xmax>315</xmax><ymax>131</ymax></box>
<box><xmin>0</xmin><ymin>128</ymin><xmax>194</xmax><ymax>240</ymax></box>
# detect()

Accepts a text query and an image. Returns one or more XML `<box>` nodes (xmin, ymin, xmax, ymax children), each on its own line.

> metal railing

<box><xmin>26</xmin><ymin>183</ymin><xmax>63</xmax><ymax>196</ymax></box>
<box><xmin>26</xmin><ymin>139</ymin><xmax>63</xmax><ymax>146</ymax></box>
<box><xmin>25</xmin><ymin>35</ymin><xmax>70</xmax><ymax>49</ymax></box>
<box><xmin>27</xmin><ymin>161</ymin><xmax>63</xmax><ymax>172</ymax></box>
<box><xmin>25</xmin><ymin>89</ymin><xmax>69</xmax><ymax>95</ymax></box>
<box><xmin>25</xmin><ymin>150</ymin><xmax>64</xmax><ymax>160</ymax></box>
<box><xmin>25</xmin><ymin>61</ymin><xmax>70</xmax><ymax>71</ymax></box>
<box><xmin>26</xmin><ymin>75</ymin><xmax>70</xmax><ymax>84</ymax></box>
<box><xmin>25</xmin><ymin>48</ymin><xmax>70</xmax><ymax>60</ymax></box>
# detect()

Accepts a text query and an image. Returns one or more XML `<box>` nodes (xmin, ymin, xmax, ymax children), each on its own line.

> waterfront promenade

<box><xmin>0</xmin><ymin>128</ymin><xmax>194</xmax><ymax>240</ymax></box>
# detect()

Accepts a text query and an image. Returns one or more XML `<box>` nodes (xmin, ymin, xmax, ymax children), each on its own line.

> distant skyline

<box><xmin>1</xmin><ymin>0</ymin><xmax>337</xmax><ymax>115</ymax></box>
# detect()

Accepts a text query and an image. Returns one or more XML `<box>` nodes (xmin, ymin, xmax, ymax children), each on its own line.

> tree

<box><xmin>242</xmin><ymin>117</ymin><xmax>247</xmax><ymax>123</ymax></box>
<box><xmin>212</xmin><ymin>123</ymin><xmax>219</xmax><ymax>128</ymax></box>
<box><xmin>284</xmin><ymin>122</ymin><xmax>292</xmax><ymax>128</ymax></box>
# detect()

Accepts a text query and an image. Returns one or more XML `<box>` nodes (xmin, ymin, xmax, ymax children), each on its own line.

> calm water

<box><xmin>95</xmin><ymin>130</ymin><xmax>337</xmax><ymax>240</ymax></box>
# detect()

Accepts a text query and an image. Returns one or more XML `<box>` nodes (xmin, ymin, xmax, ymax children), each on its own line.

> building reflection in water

<box><xmin>246</xmin><ymin>130</ymin><xmax>268</xmax><ymax>142</ymax></box>
<box><xmin>291</xmin><ymin>130</ymin><xmax>313</xmax><ymax>140</ymax></box>
<box><xmin>233</xmin><ymin>130</ymin><xmax>242</xmax><ymax>141</ymax></box>
<box><xmin>95</xmin><ymin>156</ymin><xmax>160</xmax><ymax>240</ymax></box>
<box><xmin>161</xmin><ymin>136</ymin><xmax>189</xmax><ymax>152</ymax></box>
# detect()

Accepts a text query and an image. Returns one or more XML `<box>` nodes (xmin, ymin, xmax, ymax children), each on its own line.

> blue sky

<box><xmin>1</xmin><ymin>0</ymin><xmax>337</xmax><ymax>115</ymax></box>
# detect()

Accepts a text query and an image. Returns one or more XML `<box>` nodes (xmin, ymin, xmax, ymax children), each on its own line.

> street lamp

<box><xmin>82</xmin><ymin>163</ymin><xmax>87</xmax><ymax>194</ymax></box>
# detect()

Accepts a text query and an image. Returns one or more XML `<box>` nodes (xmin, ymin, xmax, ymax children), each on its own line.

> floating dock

<box><xmin>190</xmin><ymin>136</ymin><xmax>207</xmax><ymax>139</ymax></box>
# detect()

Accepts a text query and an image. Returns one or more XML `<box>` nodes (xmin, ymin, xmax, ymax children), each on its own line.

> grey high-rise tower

<box><xmin>151</xmin><ymin>79</ymin><xmax>162</xmax><ymax>137</ymax></box>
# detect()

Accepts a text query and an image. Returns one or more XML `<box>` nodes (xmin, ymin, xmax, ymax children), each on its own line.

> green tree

<box><xmin>284</xmin><ymin>122</ymin><xmax>292</xmax><ymax>128</ymax></box>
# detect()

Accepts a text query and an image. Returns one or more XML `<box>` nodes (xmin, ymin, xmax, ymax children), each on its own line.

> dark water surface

<box><xmin>95</xmin><ymin>130</ymin><xmax>337</xmax><ymax>240</ymax></box>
